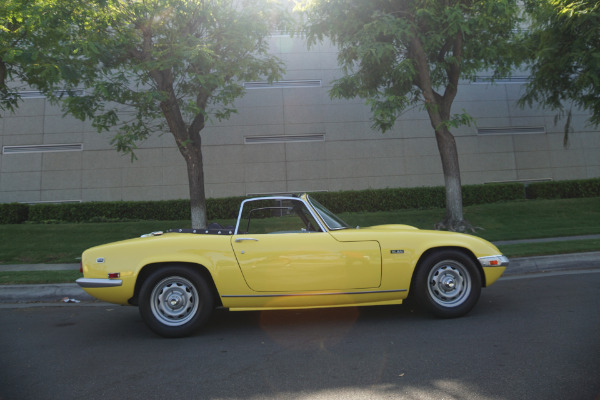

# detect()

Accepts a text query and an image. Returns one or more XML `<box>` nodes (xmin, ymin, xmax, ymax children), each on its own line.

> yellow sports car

<box><xmin>77</xmin><ymin>194</ymin><xmax>508</xmax><ymax>337</ymax></box>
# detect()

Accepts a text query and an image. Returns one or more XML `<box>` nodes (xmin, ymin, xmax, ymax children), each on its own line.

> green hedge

<box><xmin>310</xmin><ymin>183</ymin><xmax>524</xmax><ymax>214</ymax></box>
<box><xmin>206</xmin><ymin>196</ymin><xmax>246</xmax><ymax>221</ymax></box>
<box><xmin>27</xmin><ymin>200</ymin><xmax>190</xmax><ymax>223</ymax></box>
<box><xmin>525</xmin><ymin>178</ymin><xmax>600</xmax><ymax>199</ymax></box>
<box><xmin>0</xmin><ymin>203</ymin><xmax>29</xmax><ymax>224</ymax></box>
<box><xmin>462</xmin><ymin>183</ymin><xmax>525</xmax><ymax>206</ymax></box>
<box><xmin>0</xmin><ymin>178</ymin><xmax>598</xmax><ymax>224</ymax></box>
<box><xmin>24</xmin><ymin>196</ymin><xmax>247</xmax><ymax>223</ymax></box>
<box><xmin>310</xmin><ymin>187</ymin><xmax>445</xmax><ymax>213</ymax></box>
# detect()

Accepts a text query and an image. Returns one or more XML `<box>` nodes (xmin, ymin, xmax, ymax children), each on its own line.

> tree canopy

<box><xmin>0</xmin><ymin>0</ymin><xmax>89</xmax><ymax>111</ymax></box>
<box><xmin>63</xmin><ymin>0</ymin><xmax>285</xmax><ymax>153</ymax></box>
<box><xmin>300</xmin><ymin>0</ymin><xmax>522</xmax><ymax>231</ymax></box>
<box><xmin>520</xmin><ymin>0</ymin><xmax>600</xmax><ymax>132</ymax></box>
<box><xmin>2</xmin><ymin>0</ymin><xmax>288</xmax><ymax>228</ymax></box>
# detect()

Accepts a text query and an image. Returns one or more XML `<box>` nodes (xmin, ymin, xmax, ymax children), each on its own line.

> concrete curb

<box><xmin>1</xmin><ymin>252</ymin><xmax>600</xmax><ymax>304</ymax></box>
<box><xmin>0</xmin><ymin>263</ymin><xmax>80</xmax><ymax>272</ymax></box>
<box><xmin>0</xmin><ymin>283</ymin><xmax>95</xmax><ymax>303</ymax></box>
<box><xmin>507</xmin><ymin>251</ymin><xmax>600</xmax><ymax>276</ymax></box>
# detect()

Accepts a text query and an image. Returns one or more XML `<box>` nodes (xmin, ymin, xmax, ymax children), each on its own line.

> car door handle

<box><xmin>235</xmin><ymin>238</ymin><xmax>259</xmax><ymax>243</ymax></box>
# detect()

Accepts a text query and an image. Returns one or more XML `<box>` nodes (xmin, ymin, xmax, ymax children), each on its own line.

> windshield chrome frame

<box><xmin>306</xmin><ymin>195</ymin><xmax>351</xmax><ymax>231</ymax></box>
<box><xmin>234</xmin><ymin>196</ymin><xmax>328</xmax><ymax>234</ymax></box>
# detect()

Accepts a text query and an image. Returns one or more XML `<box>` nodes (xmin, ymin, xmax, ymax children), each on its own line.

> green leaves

<box><xmin>521</xmin><ymin>0</ymin><xmax>600</xmax><ymax>128</ymax></box>
<box><xmin>302</xmin><ymin>0</ymin><xmax>522</xmax><ymax>132</ymax></box>
<box><xmin>2</xmin><ymin>0</ymin><xmax>289</xmax><ymax>150</ymax></box>
<box><xmin>0</xmin><ymin>0</ymin><xmax>94</xmax><ymax>110</ymax></box>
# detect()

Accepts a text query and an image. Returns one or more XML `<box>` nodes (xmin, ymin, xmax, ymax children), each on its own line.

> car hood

<box><xmin>329</xmin><ymin>225</ymin><xmax>503</xmax><ymax>256</ymax></box>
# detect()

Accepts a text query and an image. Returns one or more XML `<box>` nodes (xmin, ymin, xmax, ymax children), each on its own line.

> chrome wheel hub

<box><xmin>441</xmin><ymin>276</ymin><xmax>456</xmax><ymax>289</ymax></box>
<box><xmin>427</xmin><ymin>261</ymin><xmax>472</xmax><ymax>307</ymax></box>
<box><xmin>150</xmin><ymin>276</ymin><xmax>199</xmax><ymax>327</ymax></box>
<box><xmin>168</xmin><ymin>293</ymin><xmax>183</xmax><ymax>308</ymax></box>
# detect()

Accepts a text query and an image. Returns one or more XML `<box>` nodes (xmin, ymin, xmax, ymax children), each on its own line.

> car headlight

<box><xmin>478</xmin><ymin>255</ymin><xmax>510</xmax><ymax>267</ymax></box>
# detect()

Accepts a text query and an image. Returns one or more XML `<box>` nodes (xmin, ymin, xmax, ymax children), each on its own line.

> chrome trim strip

<box><xmin>76</xmin><ymin>278</ymin><xmax>123</xmax><ymax>288</ymax></box>
<box><xmin>222</xmin><ymin>289</ymin><xmax>407</xmax><ymax>298</ymax></box>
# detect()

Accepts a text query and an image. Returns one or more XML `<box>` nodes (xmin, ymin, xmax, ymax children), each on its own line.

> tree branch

<box><xmin>437</xmin><ymin>38</ymin><xmax>454</xmax><ymax>63</ymax></box>
<box><xmin>0</xmin><ymin>60</ymin><xmax>6</xmax><ymax>90</ymax></box>
<box><xmin>441</xmin><ymin>31</ymin><xmax>463</xmax><ymax>119</ymax></box>
<box><xmin>188</xmin><ymin>88</ymin><xmax>210</xmax><ymax>136</ymax></box>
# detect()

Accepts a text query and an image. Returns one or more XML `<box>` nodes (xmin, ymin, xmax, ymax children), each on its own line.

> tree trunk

<box><xmin>421</xmin><ymin>100</ymin><xmax>470</xmax><ymax>231</ymax></box>
<box><xmin>433</xmin><ymin>126</ymin><xmax>469</xmax><ymax>232</ymax></box>
<box><xmin>153</xmin><ymin>72</ymin><xmax>208</xmax><ymax>229</ymax></box>
<box><xmin>409</xmin><ymin>32</ymin><xmax>471</xmax><ymax>232</ymax></box>
<box><xmin>184</xmin><ymin>145</ymin><xmax>207</xmax><ymax>229</ymax></box>
<box><xmin>133</xmin><ymin>28</ymin><xmax>211</xmax><ymax>230</ymax></box>
<box><xmin>161</xmin><ymin>109</ymin><xmax>208</xmax><ymax>229</ymax></box>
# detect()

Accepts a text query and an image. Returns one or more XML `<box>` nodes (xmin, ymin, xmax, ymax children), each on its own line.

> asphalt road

<box><xmin>1</xmin><ymin>271</ymin><xmax>599</xmax><ymax>400</ymax></box>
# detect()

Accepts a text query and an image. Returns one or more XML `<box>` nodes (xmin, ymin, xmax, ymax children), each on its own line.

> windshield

<box><xmin>307</xmin><ymin>195</ymin><xmax>351</xmax><ymax>230</ymax></box>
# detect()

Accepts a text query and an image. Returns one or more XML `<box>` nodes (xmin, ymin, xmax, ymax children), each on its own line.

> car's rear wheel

<box><xmin>413</xmin><ymin>250</ymin><xmax>481</xmax><ymax>318</ymax></box>
<box><xmin>139</xmin><ymin>266</ymin><xmax>214</xmax><ymax>338</ymax></box>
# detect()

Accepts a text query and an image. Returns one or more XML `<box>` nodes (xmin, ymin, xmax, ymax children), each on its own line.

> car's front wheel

<box><xmin>139</xmin><ymin>266</ymin><xmax>214</xmax><ymax>338</ymax></box>
<box><xmin>413</xmin><ymin>250</ymin><xmax>481</xmax><ymax>318</ymax></box>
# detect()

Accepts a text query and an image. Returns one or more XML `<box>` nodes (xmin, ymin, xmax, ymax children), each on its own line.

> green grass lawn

<box><xmin>0</xmin><ymin>220</ymin><xmax>196</xmax><ymax>265</ymax></box>
<box><xmin>496</xmin><ymin>238</ymin><xmax>600</xmax><ymax>258</ymax></box>
<box><xmin>0</xmin><ymin>197</ymin><xmax>598</xmax><ymax>284</ymax></box>
<box><xmin>0</xmin><ymin>270</ymin><xmax>82</xmax><ymax>285</ymax></box>
<box><xmin>339</xmin><ymin>197</ymin><xmax>600</xmax><ymax>242</ymax></box>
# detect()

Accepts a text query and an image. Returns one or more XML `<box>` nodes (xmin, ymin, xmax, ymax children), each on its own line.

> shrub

<box><xmin>27</xmin><ymin>200</ymin><xmax>191</xmax><ymax>223</ymax></box>
<box><xmin>22</xmin><ymin>197</ymin><xmax>246</xmax><ymax>223</ymax></box>
<box><xmin>526</xmin><ymin>178</ymin><xmax>600</xmax><ymax>199</ymax></box>
<box><xmin>462</xmin><ymin>183</ymin><xmax>524</xmax><ymax>206</ymax></box>
<box><xmin>0</xmin><ymin>203</ymin><xmax>29</xmax><ymax>224</ymax></box>
<box><xmin>1</xmin><ymin>179</ymin><xmax>597</xmax><ymax>224</ymax></box>
<box><xmin>206</xmin><ymin>196</ymin><xmax>246</xmax><ymax>220</ymax></box>
<box><xmin>311</xmin><ymin>183</ymin><xmax>524</xmax><ymax>214</ymax></box>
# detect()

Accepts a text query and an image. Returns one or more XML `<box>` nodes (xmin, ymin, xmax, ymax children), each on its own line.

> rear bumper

<box><xmin>76</xmin><ymin>278</ymin><xmax>123</xmax><ymax>288</ymax></box>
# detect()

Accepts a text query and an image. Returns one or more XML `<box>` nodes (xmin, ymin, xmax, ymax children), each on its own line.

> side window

<box><xmin>238</xmin><ymin>199</ymin><xmax>322</xmax><ymax>234</ymax></box>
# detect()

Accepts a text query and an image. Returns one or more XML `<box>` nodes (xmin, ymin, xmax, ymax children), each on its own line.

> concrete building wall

<box><xmin>1</xmin><ymin>35</ymin><xmax>599</xmax><ymax>204</ymax></box>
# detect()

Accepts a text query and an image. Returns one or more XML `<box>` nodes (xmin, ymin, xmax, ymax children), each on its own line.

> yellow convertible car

<box><xmin>77</xmin><ymin>194</ymin><xmax>508</xmax><ymax>337</ymax></box>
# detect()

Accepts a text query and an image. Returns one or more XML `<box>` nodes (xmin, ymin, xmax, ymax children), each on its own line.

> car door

<box><xmin>230</xmin><ymin>198</ymin><xmax>381</xmax><ymax>292</ymax></box>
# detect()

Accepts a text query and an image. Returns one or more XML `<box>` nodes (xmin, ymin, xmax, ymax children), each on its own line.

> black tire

<box><xmin>139</xmin><ymin>265</ymin><xmax>214</xmax><ymax>338</ymax></box>
<box><xmin>413</xmin><ymin>250</ymin><xmax>481</xmax><ymax>318</ymax></box>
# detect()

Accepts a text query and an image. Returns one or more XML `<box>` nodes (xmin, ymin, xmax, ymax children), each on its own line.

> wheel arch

<box><xmin>412</xmin><ymin>246</ymin><xmax>486</xmax><ymax>289</ymax></box>
<box><xmin>128</xmin><ymin>262</ymin><xmax>222</xmax><ymax>307</ymax></box>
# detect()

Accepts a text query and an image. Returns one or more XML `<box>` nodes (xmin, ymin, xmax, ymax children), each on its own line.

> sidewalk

<box><xmin>1</xmin><ymin>242</ymin><xmax>600</xmax><ymax>304</ymax></box>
